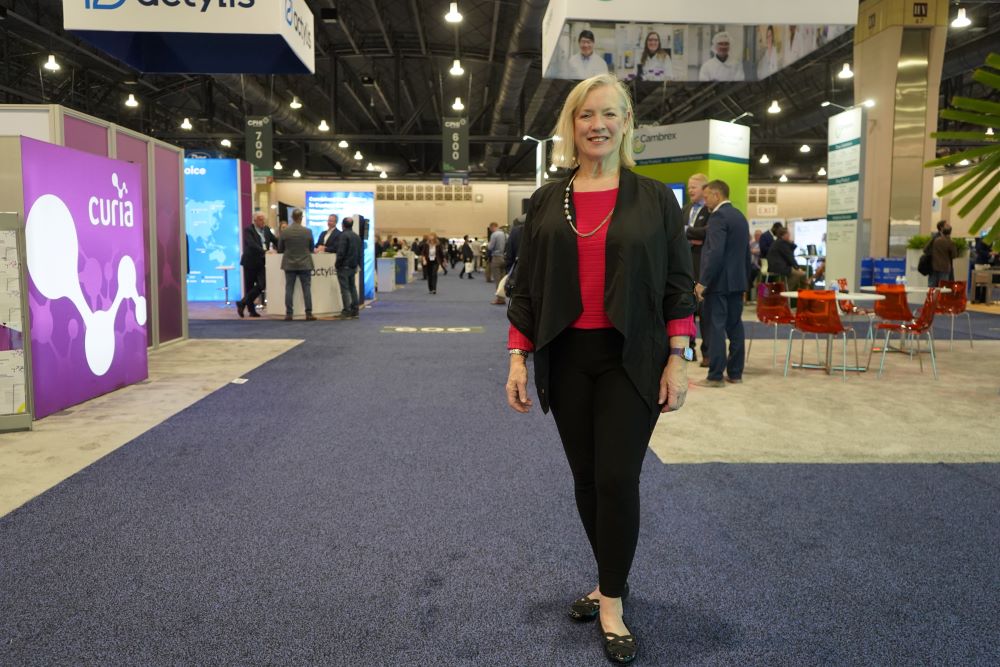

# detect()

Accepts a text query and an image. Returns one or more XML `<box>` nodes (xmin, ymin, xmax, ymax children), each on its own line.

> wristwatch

<box><xmin>669</xmin><ymin>347</ymin><xmax>695</xmax><ymax>362</ymax></box>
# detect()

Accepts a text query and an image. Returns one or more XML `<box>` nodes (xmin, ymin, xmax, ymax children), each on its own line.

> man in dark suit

<box><xmin>334</xmin><ymin>217</ymin><xmax>363</xmax><ymax>319</ymax></box>
<box><xmin>682</xmin><ymin>173</ymin><xmax>711</xmax><ymax>363</ymax></box>
<box><xmin>695</xmin><ymin>180</ymin><xmax>750</xmax><ymax>387</ymax></box>
<box><xmin>236</xmin><ymin>212</ymin><xmax>278</xmax><ymax>318</ymax></box>
<box><xmin>315</xmin><ymin>214</ymin><xmax>341</xmax><ymax>254</ymax></box>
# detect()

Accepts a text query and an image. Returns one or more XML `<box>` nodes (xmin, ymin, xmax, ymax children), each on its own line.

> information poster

<box><xmin>305</xmin><ymin>191</ymin><xmax>376</xmax><ymax>300</ymax></box>
<box><xmin>0</xmin><ymin>229</ymin><xmax>26</xmax><ymax>415</ymax></box>
<box><xmin>825</xmin><ymin>108</ymin><xmax>866</xmax><ymax>291</ymax></box>
<box><xmin>21</xmin><ymin>137</ymin><xmax>148</xmax><ymax>419</ymax></box>
<box><xmin>184</xmin><ymin>158</ymin><xmax>241</xmax><ymax>302</ymax></box>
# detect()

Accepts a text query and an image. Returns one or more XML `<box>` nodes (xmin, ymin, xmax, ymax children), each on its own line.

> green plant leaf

<box><xmin>986</xmin><ymin>52</ymin><xmax>1000</xmax><ymax>69</ymax></box>
<box><xmin>956</xmin><ymin>169</ymin><xmax>1000</xmax><ymax>218</ymax></box>
<box><xmin>972</xmin><ymin>69</ymin><xmax>1000</xmax><ymax>92</ymax></box>
<box><xmin>946</xmin><ymin>155</ymin><xmax>1000</xmax><ymax>201</ymax></box>
<box><xmin>935</xmin><ymin>157</ymin><xmax>998</xmax><ymax>195</ymax></box>
<box><xmin>951</xmin><ymin>96</ymin><xmax>1000</xmax><ymax>116</ymax></box>
<box><xmin>930</xmin><ymin>131</ymin><xmax>999</xmax><ymax>141</ymax></box>
<box><xmin>924</xmin><ymin>144</ymin><xmax>999</xmax><ymax>167</ymax></box>
<box><xmin>939</xmin><ymin>109</ymin><xmax>1000</xmax><ymax>128</ymax></box>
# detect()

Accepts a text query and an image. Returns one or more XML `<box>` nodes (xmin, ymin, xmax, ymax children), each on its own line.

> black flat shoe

<box><xmin>568</xmin><ymin>583</ymin><xmax>629</xmax><ymax>621</ymax></box>
<box><xmin>599</xmin><ymin>621</ymin><xmax>637</xmax><ymax>664</ymax></box>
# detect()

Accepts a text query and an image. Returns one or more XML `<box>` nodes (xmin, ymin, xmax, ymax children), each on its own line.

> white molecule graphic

<box><xmin>26</xmin><ymin>193</ymin><xmax>146</xmax><ymax>376</ymax></box>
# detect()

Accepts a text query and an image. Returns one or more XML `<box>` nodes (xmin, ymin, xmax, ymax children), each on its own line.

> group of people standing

<box><xmin>235</xmin><ymin>210</ymin><xmax>362</xmax><ymax>321</ymax></box>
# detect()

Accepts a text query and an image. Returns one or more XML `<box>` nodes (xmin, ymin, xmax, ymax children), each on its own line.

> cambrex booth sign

<box><xmin>65</xmin><ymin>0</ymin><xmax>315</xmax><ymax>74</ymax></box>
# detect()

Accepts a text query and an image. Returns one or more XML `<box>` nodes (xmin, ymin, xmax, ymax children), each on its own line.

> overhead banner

<box><xmin>64</xmin><ymin>0</ymin><xmax>315</xmax><ymax>74</ymax></box>
<box><xmin>184</xmin><ymin>159</ymin><xmax>241</xmax><ymax>302</ymax></box>
<box><xmin>245</xmin><ymin>116</ymin><xmax>273</xmax><ymax>175</ymax></box>
<box><xmin>20</xmin><ymin>137</ymin><xmax>148</xmax><ymax>419</ymax></box>
<box><xmin>542</xmin><ymin>1</ymin><xmax>855</xmax><ymax>81</ymax></box>
<box><xmin>825</xmin><ymin>107</ymin><xmax>868</xmax><ymax>291</ymax></box>
<box><xmin>442</xmin><ymin>116</ymin><xmax>469</xmax><ymax>174</ymax></box>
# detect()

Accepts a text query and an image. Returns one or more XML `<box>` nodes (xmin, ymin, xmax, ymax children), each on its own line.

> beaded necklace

<box><xmin>563</xmin><ymin>173</ymin><xmax>616</xmax><ymax>238</ymax></box>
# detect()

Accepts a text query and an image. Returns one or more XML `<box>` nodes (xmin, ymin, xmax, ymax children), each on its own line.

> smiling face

<box><xmin>715</xmin><ymin>40</ymin><xmax>730</xmax><ymax>59</ymax></box>
<box><xmin>573</xmin><ymin>85</ymin><xmax>628</xmax><ymax>167</ymax></box>
<box><xmin>645</xmin><ymin>33</ymin><xmax>660</xmax><ymax>54</ymax></box>
<box><xmin>578</xmin><ymin>37</ymin><xmax>595</xmax><ymax>57</ymax></box>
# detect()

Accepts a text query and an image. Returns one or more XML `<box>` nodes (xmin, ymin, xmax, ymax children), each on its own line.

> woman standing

<box><xmin>420</xmin><ymin>233</ymin><xmax>445</xmax><ymax>294</ymax></box>
<box><xmin>637</xmin><ymin>32</ymin><xmax>673</xmax><ymax>82</ymax></box>
<box><xmin>505</xmin><ymin>74</ymin><xmax>695</xmax><ymax>664</ymax></box>
<box><xmin>757</xmin><ymin>25</ymin><xmax>779</xmax><ymax>80</ymax></box>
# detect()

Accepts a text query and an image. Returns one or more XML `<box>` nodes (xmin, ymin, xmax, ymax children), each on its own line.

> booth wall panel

<box><xmin>63</xmin><ymin>116</ymin><xmax>109</xmax><ymax>157</ymax></box>
<box><xmin>115</xmin><ymin>131</ymin><xmax>153</xmax><ymax>346</ymax></box>
<box><xmin>0</xmin><ymin>107</ymin><xmax>52</xmax><ymax>142</ymax></box>
<box><xmin>154</xmin><ymin>146</ymin><xmax>183</xmax><ymax>342</ymax></box>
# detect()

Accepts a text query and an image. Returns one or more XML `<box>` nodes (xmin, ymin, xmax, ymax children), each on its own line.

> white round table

<box><xmin>859</xmin><ymin>285</ymin><xmax>951</xmax><ymax>294</ymax></box>
<box><xmin>780</xmin><ymin>291</ymin><xmax>885</xmax><ymax>301</ymax></box>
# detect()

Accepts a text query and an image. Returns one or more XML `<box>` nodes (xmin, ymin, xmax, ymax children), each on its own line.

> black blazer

<box><xmin>507</xmin><ymin>169</ymin><xmax>695</xmax><ymax>414</ymax></box>
<box><xmin>240</xmin><ymin>224</ymin><xmax>278</xmax><ymax>268</ymax></box>
<box><xmin>699</xmin><ymin>203</ymin><xmax>751</xmax><ymax>294</ymax></box>
<box><xmin>318</xmin><ymin>228</ymin><xmax>341</xmax><ymax>253</ymax></box>
<box><xmin>334</xmin><ymin>229</ymin><xmax>363</xmax><ymax>270</ymax></box>
<box><xmin>765</xmin><ymin>238</ymin><xmax>799</xmax><ymax>277</ymax></box>
<box><xmin>682</xmin><ymin>201</ymin><xmax>711</xmax><ymax>276</ymax></box>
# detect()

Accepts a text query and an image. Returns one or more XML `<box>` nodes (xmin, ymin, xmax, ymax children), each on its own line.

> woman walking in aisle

<box><xmin>420</xmin><ymin>232</ymin><xmax>445</xmax><ymax>294</ymax></box>
<box><xmin>505</xmin><ymin>73</ymin><xmax>696</xmax><ymax>664</ymax></box>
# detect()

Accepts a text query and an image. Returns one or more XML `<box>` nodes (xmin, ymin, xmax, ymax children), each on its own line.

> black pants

<box><xmin>703</xmin><ymin>290</ymin><xmax>746</xmax><ymax>381</ymax></box>
<box><xmin>548</xmin><ymin>328</ymin><xmax>658</xmax><ymax>598</ymax></box>
<box><xmin>241</xmin><ymin>264</ymin><xmax>265</xmax><ymax>313</ymax></box>
<box><xmin>427</xmin><ymin>260</ymin><xmax>438</xmax><ymax>292</ymax></box>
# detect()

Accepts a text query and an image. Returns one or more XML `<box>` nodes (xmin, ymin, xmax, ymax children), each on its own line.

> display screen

<box><xmin>305</xmin><ymin>191</ymin><xmax>376</xmax><ymax>300</ymax></box>
<box><xmin>184</xmin><ymin>158</ymin><xmax>241</xmax><ymax>302</ymax></box>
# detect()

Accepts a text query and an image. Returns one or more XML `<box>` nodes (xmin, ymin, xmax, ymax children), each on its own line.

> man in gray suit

<box><xmin>278</xmin><ymin>208</ymin><xmax>316</xmax><ymax>321</ymax></box>
<box><xmin>694</xmin><ymin>180</ymin><xmax>751</xmax><ymax>386</ymax></box>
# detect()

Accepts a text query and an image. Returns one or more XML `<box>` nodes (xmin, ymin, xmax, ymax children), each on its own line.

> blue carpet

<box><xmin>1</xmin><ymin>270</ymin><xmax>998</xmax><ymax>665</ymax></box>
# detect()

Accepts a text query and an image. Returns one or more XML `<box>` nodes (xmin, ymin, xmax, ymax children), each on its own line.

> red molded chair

<box><xmin>935</xmin><ymin>280</ymin><xmax>973</xmax><ymax>349</ymax></box>
<box><xmin>836</xmin><ymin>278</ymin><xmax>875</xmax><ymax>341</ymax></box>
<box><xmin>783</xmin><ymin>290</ymin><xmax>860</xmax><ymax>381</ymax></box>
<box><xmin>875</xmin><ymin>288</ymin><xmax>940</xmax><ymax>379</ymax></box>
<box><xmin>747</xmin><ymin>282</ymin><xmax>795</xmax><ymax>366</ymax></box>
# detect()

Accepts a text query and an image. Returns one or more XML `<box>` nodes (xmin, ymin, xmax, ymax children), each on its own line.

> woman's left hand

<box><xmin>658</xmin><ymin>355</ymin><xmax>688</xmax><ymax>413</ymax></box>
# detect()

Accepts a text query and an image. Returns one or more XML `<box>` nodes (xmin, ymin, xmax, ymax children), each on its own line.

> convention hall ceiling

<box><xmin>1</xmin><ymin>0</ymin><xmax>998</xmax><ymax>181</ymax></box>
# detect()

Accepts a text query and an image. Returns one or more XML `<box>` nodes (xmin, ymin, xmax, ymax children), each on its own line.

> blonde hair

<box><xmin>551</xmin><ymin>74</ymin><xmax>636</xmax><ymax>169</ymax></box>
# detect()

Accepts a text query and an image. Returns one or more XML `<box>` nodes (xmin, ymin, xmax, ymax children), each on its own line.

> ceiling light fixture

<box><xmin>180</xmin><ymin>117</ymin><xmax>193</xmax><ymax>130</ymax></box>
<box><xmin>293</xmin><ymin>169</ymin><xmax>302</xmax><ymax>178</ymax></box>
<box><xmin>366</xmin><ymin>162</ymin><xmax>376</xmax><ymax>171</ymax></box>
<box><xmin>452</xmin><ymin>96</ymin><xmax>465</xmax><ymax>111</ymax></box>
<box><xmin>43</xmin><ymin>55</ymin><xmax>60</xmax><ymax>72</ymax></box>
<box><xmin>290</xmin><ymin>96</ymin><xmax>302</xmax><ymax>109</ymax></box>
<box><xmin>951</xmin><ymin>7</ymin><xmax>971</xmax><ymax>28</ymax></box>
<box><xmin>549</xmin><ymin>164</ymin><xmax>557</xmax><ymax>172</ymax></box>
<box><xmin>449</xmin><ymin>59</ymin><xmax>464</xmax><ymax>76</ymax></box>
<box><xmin>957</xmin><ymin>159</ymin><xmax>971</xmax><ymax>167</ymax></box>
<box><xmin>318</xmin><ymin>120</ymin><xmax>330</xmax><ymax>132</ymax></box>
<box><xmin>779</xmin><ymin>174</ymin><xmax>788</xmax><ymax>183</ymax></box>
<box><xmin>759</xmin><ymin>153</ymin><xmax>770</xmax><ymax>164</ymax></box>
<box><xmin>379</xmin><ymin>171</ymin><xmax>388</xmax><ymax>179</ymax></box>
<box><xmin>838</xmin><ymin>63</ymin><xmax>854</xmax><ymax>79</ymax></box>
<box><xmin>444</xmin><ymin>2</ymin><xmax>463</xmax><ymax>23</ymax></box>
<box><xmin>767</xmin><ymin>100</ymin><xmax>781</xmax><ymax>114</ymax></box>
<box><xmin>818</xmin><ymin>167</ymin><xmax>827</xmax><ymax>177</ymax></box>
<box><xmin>800</xmin><ymin>144</ymin><xmax>811</xmax><ymax>153</ymax></box>
<box><xmin>354</xmin><ymin>150</ymin><xmax>363</xmax><ymax>160</ymax></box>
<box><xmin>274</xmin><ymin>161</ymin><xmax>283</xmax><ymax>170</ymax></box>
<box><xmin>987</xmin><ymin>127</ymin><xmax>995</xmax><ymax>136</ymax></box>
<box><xmin>862</xmin><ymin>99</ymin><xmax>876</xmax><ymax>108</ymax></box>
<box><xmin>338</xmin><ymin>139</ymin><xmax>349</xmax><ymax>148</ymax></box>
<box><xmin>220</xmin><ymin>138</ymin><xmax>232</xmax><ymax>148</ymax></box>
<box><xmin>125</xmin><ymin>93</ymin><xmax>139</xmax><ymax>108</ymax></box>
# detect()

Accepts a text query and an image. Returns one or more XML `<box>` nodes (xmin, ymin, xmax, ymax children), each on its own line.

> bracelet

<box><xmin>508</xmin><ymin>349</ymin><xmax>529</xmax><ymax>358</ymax></box>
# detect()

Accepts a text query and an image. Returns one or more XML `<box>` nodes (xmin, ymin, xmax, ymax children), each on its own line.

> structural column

<box><xmin>854</xmin><ymin>0</ymin><xmax>948</xmax><ymax>256</ymax></box>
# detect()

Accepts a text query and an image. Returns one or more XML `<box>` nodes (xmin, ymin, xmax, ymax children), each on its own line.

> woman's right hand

<box><xmin>506</xmin><ymin>357</ymin><xmax>532</xmax><ymax>413</ymax></box>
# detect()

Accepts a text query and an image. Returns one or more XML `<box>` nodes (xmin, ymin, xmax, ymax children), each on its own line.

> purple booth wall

<box><xmin>115</xmin><ymin>131</ymin><xmax>153</xmax><ymax>347</ymax></box>
<box><xmin>154</xmin><ymin>146</ymin><xmax>183</xmax><ymax>342</ymax></box>
<box><xmin>21</xmin><ymin>137</ymin><xmax>148</xmax><ymax>419</ymax></box>
<box><xmin>63</xmin><ymin>116</ymin><xmax>109</xmax><ymax>157</ymax></box>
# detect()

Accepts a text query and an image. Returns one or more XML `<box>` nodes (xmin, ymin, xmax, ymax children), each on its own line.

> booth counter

<box><xmin>265</xmin><ymin>254</ymin><xmax>359</xmax><ymax>316</ymax></box>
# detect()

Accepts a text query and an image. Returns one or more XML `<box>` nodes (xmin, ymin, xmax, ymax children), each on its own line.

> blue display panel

<box><xmin>305</xmin><ymin>191</ymin><xmax>376</xmax><ymax>300</ymax></box>
<box><xmin>184</xmin><ymin>159</ymin><xmax>241</xmax><ymax>302</ymax></box>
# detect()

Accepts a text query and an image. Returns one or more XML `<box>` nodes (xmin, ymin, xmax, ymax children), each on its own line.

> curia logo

<box><xmin>88</xmin><ymin>172</ymin><xmax>135</xmax><ymax>228</ymax></box>
<box><xmin>85</xmin><ymin>0</ymin><xmax>126</xmax><ymax>8</ymax></box>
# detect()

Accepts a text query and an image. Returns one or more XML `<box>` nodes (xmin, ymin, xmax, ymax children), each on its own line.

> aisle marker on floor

<box><xmin>381</xmin><ymin>326</ymin><xmax>484</xmax><ymax>334</ymax></box>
